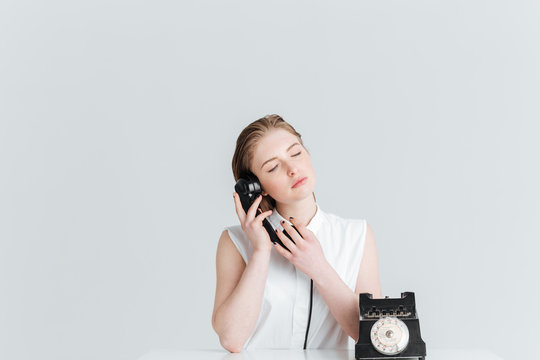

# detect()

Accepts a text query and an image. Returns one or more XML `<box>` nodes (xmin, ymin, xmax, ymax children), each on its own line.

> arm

<box><xmin>274</xmin><ymin>221</ymin><xmax>382</xmax><ymax>342</ymax></box>
<box><xmin>314</xmin><ymin>223</ymin><xmax>382</xmax><ymax>341</ymax></box>
<box><xmin>354</xmin><ymin>223</ymin><xmax>382</xmax><ymax>298</ymax></box>
<box><xmin>211</xmin><ymin>230</ymin><xmax>271</xmax><ymax>353</ymax></box>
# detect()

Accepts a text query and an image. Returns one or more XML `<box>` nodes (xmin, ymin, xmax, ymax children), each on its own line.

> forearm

<box><xmin>213</xmin><ymin>250</ymin><xmax>271</xmax><ymax>351</ymax></box>
<box><xmin>312</xmin><ymin>262</ymin><xmax>361</xmax><ymax>341</ymax></box>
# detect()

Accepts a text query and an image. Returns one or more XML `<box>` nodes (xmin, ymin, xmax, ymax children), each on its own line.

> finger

<box><xmin>276</xmin><ymin>227</ymin><xmax>296</xmax><ymax>252</ymax></box>
<box><xmin>255</xmin><ymin>209</ymin><xmax>273</xmax><ymax>224</ymax></box>
<box><xmin>272</xmin><ymin>241</ymin><xmax>292</xmax><ymax>260</ymax></box>
<box><xmin>288</xmin><ymin>217</ymin><xmax>306</xmax><ymax>239</ymax></box>
<box><xmin>246</xmin><ymin>194</ymin><xmax>263</xmax><ymax>220</ymax></box>
<box><xmin>281</xmin><ymin>219</ymin><xmax>304</xmax><ymax>244</ymax></box>
<box><xmin>232</xmin><ymin>192</ymin><xmax>246</xmax><ymax>223</ymax></box>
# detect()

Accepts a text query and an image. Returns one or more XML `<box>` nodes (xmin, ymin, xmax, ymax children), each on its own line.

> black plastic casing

<box><xmin>355</xmin><ymin>292</ymin><xmax>427</xmax><ymax>360</ymax></box>
<box><xmin>234</xmin><ymin>177</ymin><xmax>300</xmax><ymax>251</ymax></box>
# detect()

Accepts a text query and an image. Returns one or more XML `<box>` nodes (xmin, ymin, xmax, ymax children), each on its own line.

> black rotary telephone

<box><xmin>234</xmin><ymin>175</ymin><xmax>301</xmax><ymax>251</ymax></box>
<box><xmin>356</xmin><ymin>292</ymin><xmax>427</xmax><ymax>359</ymax></box>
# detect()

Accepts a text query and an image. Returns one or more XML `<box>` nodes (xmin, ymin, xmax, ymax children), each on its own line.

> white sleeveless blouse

<box><xmin>224</xmin><ymin>204</ymin><xmax>367</xmax><ymax>350</ymax></box>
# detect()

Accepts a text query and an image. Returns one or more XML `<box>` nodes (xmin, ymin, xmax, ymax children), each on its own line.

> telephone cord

<box><xmin>303</xmin><ymin>279</ymin><xmax>314</xmax><ymax>350</ymax></box>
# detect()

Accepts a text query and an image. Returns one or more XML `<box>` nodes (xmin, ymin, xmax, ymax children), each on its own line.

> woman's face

<box><xmin>250</xmin><ymin>129</ymin><xmax>316</xmax><ymax>205</ymax></box>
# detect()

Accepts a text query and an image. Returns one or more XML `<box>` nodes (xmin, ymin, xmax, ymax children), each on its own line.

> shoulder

<box><xmin>320</xmin><ymin>211</ymin><xmax>370</xmax><ymax>256</ymax></box>
<box><xmin>216</xmin><ymin>227</ymin><xmax>246</xmax><ymax>266</ymax></box>
<box><xmin>324</xmin><ymin>211</ymin><xmax>368</xmax><ymax>235</ymax></box>
<box><xmin>220</xmin><ymin>225</ymin><xmax>251</xmax><ymax>263</ymax></box>
<box><xmin>223</xmin><ymin>225</ymin><xmax>250</xmax><ymax>245</ymax></box>
<box><xmin>222</xmin><ymin>224</ymin><xmax>243</xmax><ymax>239</ymax></box>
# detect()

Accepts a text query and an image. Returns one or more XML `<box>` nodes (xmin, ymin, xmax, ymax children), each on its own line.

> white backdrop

<box><xmin>1</xmin><ymin>1</ymin><xmax>538</xmax><ymax>359</ymax></box>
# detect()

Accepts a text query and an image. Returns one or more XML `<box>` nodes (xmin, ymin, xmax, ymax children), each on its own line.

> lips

<box><xmin>292</xmin><ymin>177</ymin><xmax>308</xmax><ymax>188</ymax></box>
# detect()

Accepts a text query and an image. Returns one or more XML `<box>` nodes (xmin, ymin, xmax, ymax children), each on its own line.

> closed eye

<box><xmin>268</xmin><ymin>152</ymin><xmax>302</xmax><ymax>173</ymax></box>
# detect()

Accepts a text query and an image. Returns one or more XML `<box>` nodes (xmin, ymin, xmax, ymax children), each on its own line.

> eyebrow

<box><xmin>260</xmin><ymin>142</ymin><xmax>300</xmax><ymax>170</ymax></box>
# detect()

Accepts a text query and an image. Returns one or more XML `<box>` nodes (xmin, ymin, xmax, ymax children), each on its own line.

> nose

<box><xmin>286</xmin><ymin>161</ymin><xmax>298</xmax><ymax>177</ymax></box>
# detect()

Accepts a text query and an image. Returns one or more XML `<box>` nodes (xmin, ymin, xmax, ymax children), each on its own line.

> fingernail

<box><xmin>274</xmin><ymin>229</ymin><xmax>278</xmax><ymax>233</ymax></box>
<box><xmin>289</xmin><ymin>217</ymin><xmax>294</xmax><ymax>221</ymax></box>
<box><xmin>280</xmin><ymin>220</ymin><xmax>284</xmax><ymax>224</ymax></box>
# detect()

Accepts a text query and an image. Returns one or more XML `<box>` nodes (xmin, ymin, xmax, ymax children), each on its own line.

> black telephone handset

<box><xmin>235</xmin><ymin>176</ymin><xmax>312</xmax><ymax>350</ymax></box>
<box><xmin>234</xmin><ymin>176</ymin><xmax>300</xmax><ymax>251</ymax></box>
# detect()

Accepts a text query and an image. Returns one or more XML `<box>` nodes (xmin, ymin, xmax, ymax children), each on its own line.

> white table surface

<box><xmin>137</xmin><ymin>348</ymin><xmax>503</xmax><ymax>360</ymax></box>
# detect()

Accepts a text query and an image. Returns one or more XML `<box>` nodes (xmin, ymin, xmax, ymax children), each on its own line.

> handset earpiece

<box><xmin>234</xmin><ymin>176</ymin><xmax>291</xmax><ymax>251</ymax></box>
<box><xmin>234</xmin><ymin>177</ymin><xmax>262</xmax><ymax>213</ymax></box>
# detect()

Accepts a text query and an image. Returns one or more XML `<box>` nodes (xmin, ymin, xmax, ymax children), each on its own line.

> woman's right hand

<box><xmin>233</xmin><ymin>192</ymin><xmax>274</xmax><ymax>253</ymax></box>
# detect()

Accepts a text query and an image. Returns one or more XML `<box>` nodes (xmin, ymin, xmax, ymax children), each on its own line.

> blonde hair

<box><xmin>232</xmin><ymin>114</ymin><xmax>315</xmax><ymax>212</ymax></box>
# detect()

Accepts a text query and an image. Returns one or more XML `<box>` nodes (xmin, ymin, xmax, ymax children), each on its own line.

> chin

<box><xmin>292</xmin><ymin>183</ymin><xmax>315</xmax><ymax>198</ymax></box>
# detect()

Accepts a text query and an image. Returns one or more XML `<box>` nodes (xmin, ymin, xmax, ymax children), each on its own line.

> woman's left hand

<box><xmin>273</xmin><ymin>218</ymin><xmax>330</xmax><ymax>280</ymax></box>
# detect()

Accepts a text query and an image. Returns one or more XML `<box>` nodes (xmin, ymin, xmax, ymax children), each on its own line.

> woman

<box><xmin>212</xmin><ymin>114</ymin><xmax>382</xmax><ymax>353</ymax></box>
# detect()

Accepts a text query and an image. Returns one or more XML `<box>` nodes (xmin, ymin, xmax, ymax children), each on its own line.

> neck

<box><xmin>275</xmin><ymin>194</ymin><xmax>318</xmax><ymax>227</ymax></box>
